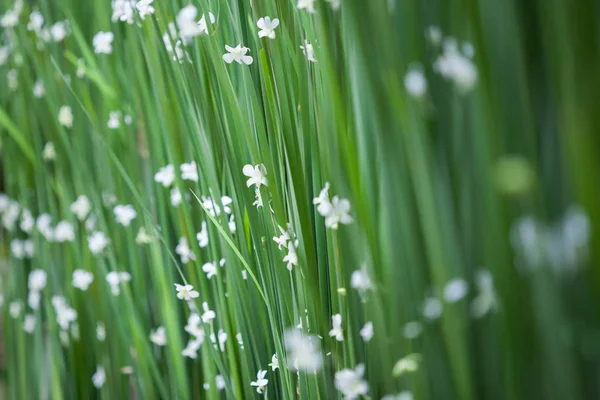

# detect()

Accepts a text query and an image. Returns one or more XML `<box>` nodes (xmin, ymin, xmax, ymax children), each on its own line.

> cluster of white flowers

<box><xmin>27</xmin><ymin>269</ymin><xmax>47</xmax><ymax>312</ymax></box>
<box><xmin>202</xmin><ymin>259</ymin><xmax>225</xmax><ymax>280</ymax></box>
<box><xmin>313</xmin><ymin>183</ymin><xmax>353</xmax><ymax>229</ymax></box>
<box><xmin>182</xmin><ymin>312</ymin><xmax>204</xmax><ymax>358</ymax></box>
<box><xmin>114</xmin><ymin>204</ymin><xmax>137</xmax><ymax>226</ymax></box>
<box><xmin>10</xmin><ymin>238</ymin><xmax>34</xmax><ymax>259</ymax></box>
<box><xmin>107</xmin><ymin>110</ymin><xmax>132</xmax><ymax>129</ymax></box>
<box><xmin>273</xmin><ymin>224</ymin><xmax>299</xmax><ymax>271</ymax></box>
<box><xmin>72</xmin><ymin>269</ymin><xmax>94</xmax><ymax>291</ymax></box>
<box><xmin>52</xmin><ymin>296</ymin><xmax>78</xmax><ymax>344</ymax></box>
<box><xmin>334</xmin><ymin>364</ymin><xmax>368</xmax><ymax>399</ymax></box>
<box><xmin>112</xmin><ymin>0</ymin><xmax>154</xmax><ymax>24</ymax></box>
<box><xmin>93</xmin><ymin>31</ymin><xmax>114</xmax><ymax>54</ymax></box>
<box><xmin>106</xmin><ymin>271</ymin><xmax>131</xmax><ymax>295</ymax></box>
<box><xmin>433</xmin><ymin>35</ymin><xmax>478</xmax><ymax>91</ymax></box>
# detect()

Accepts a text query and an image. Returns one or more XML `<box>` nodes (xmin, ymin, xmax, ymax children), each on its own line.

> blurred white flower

<box><xmin>182</xmin><ymin>338</ymin><xmax>202</xmax><ymax>358</ymax></box>
<box><xmin>135</xmin><ymin>0</ymin><xmax>154</xmax><ymax>19</ymax></box>
<box><xmin>107</xmin><ymin>111</ymin><xmax>121</xmax><ymax>129</ymax></box>
<box><xmin>243</xmin><ymin>164</ymin><xmax>268</xmax><ymax>187</ymax></box>
<box><xmin>9</xmin><ymin>301</ymin><xmax>23</xmax><ymax>318</ymax></box>
<box><xmin>201</xmin><ymin>302</ymin><xmax>216</xmax><ymax>323</ymax></box>
<box><xmin>403</xmin><ymin>321</ymin><xmax>423</xmax><ymax>339</ymax></box>
<box><xmin>176</xmin><ymin>236</ymin><xmax>196</xmax><ymax>263</ymax></box>
<box><xmin>404</xmin><ymin>67</ymin><xmax>427</xmax><ymax>97</ymax></box>
<box><xmin>71</xmin><ymin>195</ymin><xmax>91</xmax><ymax>220</ymax></box>
<box><xmin>28</xmin><ymin>269</ymin><xmax>47</xmax><ymax>292</ymax></box>
<box><xmin>114</xmin><ymin>204</ymin><xmax>137</xmax><ymax>226</ymax></box>
<box><xmin>423</xmin><ymin>297</ymin><xmax>442</xmax><ymax>320</ymax></box>
<box><xmin>170</xmin><ymin>188</ymin><xmax>184</xmax><ymax>207</ymax></box>
<box><xmin>283</xmin><ymin>242</ymin><xmax>298</xmax><ymax>271</ymax></box>
<box><xmin>54</xmin><ymin>221</ymin><xmax>75</xmax><ymax>242</ymax></box>
<box><xmin>58</xmin><ymin>105</ymin><xmax>73</xmax><ymax>128</ymax></box>
<box><xmin>210</xmin><ymin>329</ymin><xmax>228</xmax><ymax>351</ymax></box>
<box><xmin>154</xmin><ymin>164</ymin><xmax>175</xmax><ymax>187</ymax></box>
<box><xmin>33</xmin><ymin>79</ymin><xmax>45</xmax><ymax>98</ymax></box>
<box><xmin>92</xmin><ymin>366</ymin><xmax>106</xmax><ymax>389</ymax></box>
<box><xmin>23</xmin><ymin>314</ymin><xmax>36</xmax><ymax>333</ymax></box>
<box><xmin>88</xmin><ymin>231</ymin><xmax>109</xmax><ymax>254</ymax></box>
<box><xmin>382</xmin><ymin>391</ymin><xmax>414</xmax><ymax>400</ymax></box>
<box><xmin>202</xmin><ymin>261</ymin><xmax>217</xmax><ymax>279</ymax></box>
<box><xmin>50</xmin><ymin>21</ymin><xmax>70</xmax><ymax>42</ymax></box>
<box><xmin>351</xmin><ymin>264</ymin><xmax>374</xmax><ymax>294</ymax></box>
<box><xmin>93</xmin><ymin>31</ymin><xmax>114</xmax><ymax>54</ymax></box>
<box><xmin>334</xmin><ymin>364</ymin><xmax>368</xmax><ymax>399</ymax></box>
<box><xmin>175</xmin><ymin>283</ymin><xmax>199</xmax><ymax>300</ymax></box>
<box><xmin>360</xmin><ymin>321</ymin><xmax>373</xmax><ymax>342</ymax></box>
<box><xmin>300</xmin><ymin>40</ymin><xmax>317</xmax><ymax>62</ymax></box>
<box><xmin>97</xmin><ymin>322</ymin><xmax>106</xmax><ymax>341</ymax></box>
<box><xmin>136</xmin><ymin>227</ymin><xmax>152</xmax><ymax>244</ymax></box>
<box><xmin>329</xmin><ymin>313</ymin><xmax>344</xmax><ymax>341</ymax></box>
<box><xmin>73</xmin><ymin>269</ymin><xmax>94</xmax><ymax>291</ymax></box>
<box><xmin>297</xmin><ymin>0</ymin><xmax>316</xmax><ymax>13</ymax></box>
<box><xmin>112</xmin><ymin>0</ymin><xmax>135</xmax><ymax>24</ymax></box>
<box><xmin>426</xmin><ymin>26</ymin><xmax>442</xmax><ymax>46</ymax></box>
<box><xmin>27</xmin><ymin>11</ymin><xmax>44</xmax><ymax>32</ymax></box>
<box><xmin>269</xmin><ymin>354</ymin><xmax>279</xmax><ymax>371</ymax></box>
<box><xmin>443</xmin><ymin>278</ymin><xmax>469</xmax><ymax>303</ymax></box>
<box><xmin>223</xmin><ymin>45</ymin><xmax>253</xmax><ymax>65</ymax></box>
<box><xmin>106</xmin><ymin>271</ymin><xmax>131</xmax><ymax>295</ymax></box>
<box><xmin>257</xmin><ymin>17</ymin><xmax>279</xmax><ymax>39</ymax></box>
<box><xmin>216</xmin><ymin>375</ymin><xmax>225</xmax><ymax>391</ymax></box>
<box><xmin>181</xmin><ymin>161</ymin><xmax>199</xmax><ymax>182</ymax></box>
<box><xmin>434</xmin><ymin>38</ymin><xmax>477</xmax><ymax>91</ymax></box>
<box><xmin>250</xmin><ymin>370</ymin><xmax>268</xmax><ymax>394</ymax></box>
<box><xmin>20</xmin><ymin>209</ymin><xmax>34</xmax><ymax>233</ymax></box>
<box><xmin>392</xmin><ymin>354</ymin><xmax>421</xmax><ymax>376</ymax></box>
<box><xmin>177</xmin><ymin>6</ymin><xmax>213</xmax><ymax>42</ymax></box>
<box><xmin>150</xmin><ymin>326</ymin><xmax>167</xmax><ymax>346</ymax></box>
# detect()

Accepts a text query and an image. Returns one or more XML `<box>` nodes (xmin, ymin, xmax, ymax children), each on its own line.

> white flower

<box><xmin>176</xmin><ymin>6</ymin><xmax>212</xmax><ymax>41</ymax></box>
<box><xmin>223</xmin><ymin>45</ymin><xmax>253</xmax><ymax>65</ymax></box>
<box><xmin>434</xmin><ymin>39</ymin><xmax>477</xmax><ymax>91</ymax></box>
<box><xmin>300</xmin><ymin>40</ymin><xmax>317</xmax><ymax>62</ymax></box>
<box><xmin>27</xmin><ymin>11</ymin><xmax>44</xmax><ymax>32</ymax></box>
<box><xmin>228</xmin><ymin>215</ymin><xmax>237</xmax><ymax>233</ymax></box>
<box><xmin>334</xmin><ymin>364</ymin><xmax>368</xmax><ymax>399</ymax></box>
<box><xmin>88</xmin><ymin>231</ymin><xmax>109</xmax><ymax>254</ymax></box>
<box><xmin>283</xmin><ymin>243</ymin><xmax>298</xmax><ymax>271</ymax></box>
<box><xmin>297</xmin><ymin>0</ymin><xmax>316</xmax><ymax>13</ymax></box>
<box><xmin>257</xmin><ymin>17</ymin><xmax>279</xmax><ymax>39</ymax></box>
<box><xmin>28</xmin><ymin>269</ymin><xmax>47</xmax><ymax>291</ymax></box>
<box><xmin>150</xmin><ymin>326</ymin><xmax>167</xmax><ymax>346</ymax></box>
<box><xmin>216</xmin><ymin>375</ymin><xmax>225</xmax><ymax>391</ymax></box>
<box><xmin>85</xmin><ymin>214</ymin><xmax>97</xmax><ymax>231</ymax></box>
<box><xmin>180</xmin><ymin>161</ymin><xmax>199</xmax><ymax>182</ymax></box>
<box><xmin>135</xmin><ymin>0</ymin><xmax>154</xmax><ymax>19</ymax></box>
<box><xmin>182</xmin><ymin>337</ymin><xmax>202</xmax><ymax>358</ymax></box>
<box><xmin>202</xmin><ymin>261</ymin><xmax>218</xmax><ymax>279</ymax></box>
<box><xmin>273</xmin><ymin>225</ymin><xmax>290</xmax><ymax>249</ymax></box>
<box><xmin>92</xmin><ymin>366</ymin><xmax>106</xmax><ymax>389</ymax></box>
<box><xmin>42</xmin><ymin>141</ymin><xmax>56</xmax><ymax>161</ymax></box>
<box><xmin>50</xmin><ymin>21</ymin><xmax>70</xmax><ymax>42</ymax></box>
<box><xmin>471</xmin><ymin>270</ymin><xmax>497</xmax><ymax>318</ymax></box>
<box><xmin>28</xmin><ymin>291</ymin><xmax>40</xmax><ymax>310</ymax></box>
<box><xmin>23</xmin><ymin>314</ymin><xmax>36</xmax><ymax>333</ymax></box>
<box><xmin>93</xmin><ymin>31</ymin><xmax>114</xmax><ymax>54</ymax></box>
<box><xmin>312</xmin><ymin>182</ymin><xmax>331</xmax><ymax>214</ymax></box>
<box><xmin>76</xmin><ymin>58</ymin><xmax>86</xmax><ymax>78</ymax></box>
<box><xmin>243</xmin><ymin>164</ymin><xmax>268</xmax><ymax>187</ymax></box>
<box><xmin>323</xmin><ymin>196</ymin><xmax>353</xmax><ymax>228</ymax></box>
<box><xmin>33</xmin><ymin>79</ymin><xmax>45</xmax><ymax>98</ymax></box>
<box><xmin>36</xmin><ymin>213</ymin><xmax>54</xmax><ymax>240</ymax></box>
<box><xmin>106</xmin><ymin>271</ymin><xmax>131</xmax><ymax>295</ymax></box>
<box><xmin>269</xmin><ymin>354</ymin><xmax>279</xmax><ymax>371</ymax></box>
<box><xmin>210</xmin><ymin>329</ymin><xmax>228</xmax><ymax>351</ymax></box>
<box><xmin>170</xmin><ymin>188</ymin><xmax>184</xmax><ymax>207</ymax></box>
<box><xmin>201</xmin><ymin>195</ymin><xmax>232</xmax><ymax>216</ymax></box>
<box><xmin>54</xmin><ymin>221</ymin><xmax>75</xmax><ymax>242</ymax></box>
<box><xmin>112</xmin><ymin>0</ymin><xmax>135</xmax><ymax>24</ymax></box>
<box><xmin>9</xmin><ymin>301</ymin><xmax>23</xmax><ymax>318</ymax></box>
<box><xmin>404</xmin><ymin>67</ymin><xmax>427</xmax><ymax>97</ymax></box>
<box><xmin>176</xmin><ymin>236</ymin><xmax>196</xmax><ymax>264</ymax></box>
<box><xmin>351</xmin><ymin>265</ymin><xmax>373</xmax><ymax>294</ymax></box>
<box><xmin>71</xmin><ymin>195</ymin><xmax>91</xmax><ymax>220</ymax></box>
<box><xmin>124</xmin><ymin>114</ymin><xmax>132</xmax><ymax>125</ymax></box>
<box><xmin>114</xmin><ymin>204</ymin><xmax>137</xmax><ymax>226</ymax></box>
<box><xmin>175</xmin><ymin>283</ymin><xmax>199</xmax><ymax>301</ymax></box>
<box><xmin>329</xmin><ymin>313</ymin><xmax>344</xmax><ymax>341</ymax></box>
<box><xmin>107</xmin><ymin>111</ymin><xmax>121</xmax><ymax>129</ymax></box>
<box><xmin>327</xmin><ymin>0</ymin><xmax>342</xmax><ymax>10</ymax></box>
<box><xmin>58</xmin><ymin>105</ymin><xmax>73</xmax><ymax>128</ymax></box>
<box><xmin>72</xmin><ymin>269</ymin><xmax>94</xmax><ymax>291</ymax></box>
<box><xmin>136</xmin><ymin>227</ymin><xmax>152</xmax><ymax>244</ymax></box>
<box><xmin>154</xmin><ymin>164</ymin><xmax>175</xmax><ymax>187</ymax></box>
<box><xmin>403</xmin><ymin>321</ymin><xmax>423</xmax><ymax>339</ymax></box>
<box><xmin>197</xmin><ymin>12</ymin><xmax>215</xmax><ymax>36</ymax></box>
<box><xmin>443</xmin><ymin>278</ymin><xmax>469</xmax><ymax>303</ymax></box>
<box><xmin>20</xmin><ymin>209</ymin><xmax>34</xmax><ymax>233</ymax></box>
<box><xmin>253</xmin><ymin>188</ymin><xmax>264</xmax><ymax>208</ymax></box>
<box><xmin>201</xmin><ymin>302</ymin><xmax>216</xmax><ymax>323</ymax></box>
<box><xmin>423</xmin><ymin>297</ymin><xmax>442</xmax><ymax>320</ymax></box>
<box><xmin>97</xmin><ymin>322</ymin><xmax>106</xmax><ymax>341</ymax></box>
<box><xmin>250</xmin><ymin>370</ymin><xmax>268</xmax><ymax>394</ymax></box>
<box><xmin>360</xmin><ymin>321</ymin><xmax>373</xmax><ymax>342</ymax></box>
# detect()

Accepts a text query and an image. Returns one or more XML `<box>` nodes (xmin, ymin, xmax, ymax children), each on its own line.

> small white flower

<box><xmin>176</xmin><ymin>6</ymin><xmax>213</xmax><ymax>42</ymax></box>
<box><xmin>58</xmin><ymin>105</ymin><xmax>73</xmax><ymax>128</ymax></box>
<box><xmin>88</xmin><ymin>231</ymin><xmax>109</xmax><ymax>254</ymax></box>
<box><xmin>403</xmin><ymin>321</ymin><xmax>423</xmax><ymax>339</ymax></box>
<box><xmin>443</xmin><ymin>278</ymin><xmax>469</xmax><ymax>303</ymax></box>
<box><xmin>28</xmin><ymin>291</ymin><xmax>40</xmax><ymax>310</ymax></box>
<box><xmin>9</xmin><ymin>301</ymin><xmax>23</xmax><ymax>318</ymax></box>
<box><xmin>253</xmin><ymin>188</ymin><xmax>264</xmax><ymax>208</ymax></box>
<box><xmin>23</xmin><ymin>314</ymin><xmax>36</xmax><ymax>333</ymax></box>
<box><xmin>404</xmin><ymin>67</ymin><xmax>427</xmax><ymax>97</ymax></box>
<box><xmin>250</xmin><ymin>370</ymin><xmax>268</xmax><ymax>394</ymax></box>
<box><xmin>269</xmin><ymin>354</ymin><xmax>279</xmax><ymax>371</ymax></box>
<box><xmin>210</xmin><ymin>329</ymin><xmax>228</xmax><ymax>351</ymax></box>
<box><xmin>150</xmin><ymin>326</ymin><xmax>167</xmax><ymax>346</ymax></box>
<box><xmin>20</xmin><ymin>209</ymin><xmax>34</xmax><ymax>233</ymax></box>
<box><xmin>202</xmin><ymin>261</ymin><xmax>217</xmax><ymax>279</ymax></box>
<box><xmin>33</xmin><ymin>79</ymin><xmax>45</xmax><ymax>98</ymax></box>
<box><xmin>223</xmin><ymin>44</ymin><xmax>253</xmax><ymax>65</ymax></box>
<box><xmin>28</xmin><ymin>269</ymin><xmax>47</xmax><ymax>292</ymax></box>
<box><xmin>114</xmin><ymin>204</ymin><xmax>137</xmax><ymax>226</ymax></box>
<box><xmin>107</xmin><ymin>111</ymin><xmax>121</xmax><ymax>129</ymax></box>
<box><xmin>329</xmin><ymin>313</ymin><xmax>344</xmax><ymax>341</ymax></box>
<box><xmin>185</xmin><ymin>313</ymin><xmax>204</xmax><ymax>337</ymax></box>
<box><xmin>92</xmin><ymin>366</ymin><xmax>106</xmax><ymax>389</ymax></box>
<box><xmin>112</xmin><ymin>0</ymin><xmax>135</xmax><ymax>24</ymax></box>
<box><xmin>180</xmin><ymin>161</ymin><xmax>199</xmax><ymax>182</ymax></box>
<box><xmin>323</xmin><ymin>196</ymin><xmax>353</xmax><ymax>229</ymax></box>
<box><xmin>176</xmin><ymin>236</ymin><xmax>196</xmax><ymax>264</ymax></box>
<box><xmin>73</xmin><ymin>269</ymin><xmax>94</xmax><ymax>291</ymax></box>
<box><xmin>71</xmin><ymin>195</ymin><xmax>91</xmax><ymax>220</ymax></box>
<box><xmin>283</xmin><ymin>243</ymin><xmax>298</xmax><ymax>271</ymax></box>
<box><xmin>242</xmin><ymin>164</ymin><xmax>268</xmax><ymax>187</ymax></box>
<box><xmin>297</xmin><ymin>0</ymin><xmax>316</xmax><ymax>13</ymax></box>
<box><xmin>228</xmin><ymin>215</ymin><xmax>237</xmax><ymax>233</ymax></box>
<box><xmin>136</xmin><ymin>227</ymin><xmax>152</xmax><ymax>244</ymax></box>
<box><xmin>93</xmin><ymin>31</ymin><xmax>114</xmax><ymax>54</ymax></box>
<box><xmin>284</xmin><ymin>329</ymin><xmax>323</xmax><ymax>372</ymax></box>
<box><xmin>273</xmin><ymin>225</ymin><xmax>290</xmax><ymax>249</ymax></box>
<box><xmin>351</xmin><ymin>264</ymin><xmax>374</xmax><ymax>294</ymax></box>
<box><xmin>175</xmin><ymin>283</ymin><xmax>199</xmax><ymax>301</ymax></box>
<box><xmin>124</xmin><ymin>114</ymin><xmax>132</xmax><ymax>125</ymax></box>
<box><xmin>170</xmin><ymin>188</ymin><xmax>184</xmax><ymax>207</ymax></box>
<box><xmin>42</xmin><ymin>142</ymin><xmax>56</xmax><ymax>161</ymax></box>
<box><xmin>360</xmin><ymin>321</ymin><xmax>373</xmax><ymax>342</ymax></box>
<box><xmin>182</xmin><ymin>337</ymin><xmax>202</xmax><ymax>358</ymax></box>
<box><xmin>0</xmin><ymin>9</ymin><xmax>19</xmax><ymax>29</ymax></box>
<box><xmin>216</xmin><ymin>375</ymin><xmax>225</xmax><ymax>391</ymax></box>
<box><xmin>76</xmin><ymin>58</ymin><xmax>86</xmax><ymax>78</ymax></box>
<box><xmin>54</xmin><ymin>221</ymin><xmax>75</xmax><ymax>242</ymax></box>
<box><xmin>434</xmin><ymin>39</ymin><xmax>478</xmax><ymax>91</ymax></box>
<box><xmin>257</xmin><ymin>17</ymin><xmax>279</xmax><ymax>39</ymax></box>
<box><xmin>392</xmin><ymin>354</ymin><xmax>421</xmax><ymax>376</ymax></box>
<box><xmin>135</xmin><ymin>0</ymin><xmax>154</xmax><ymax>19</ymax></box>
<box><xmin>154</xmin><ymin>164</ymin><xmax>176</xmax><ymax>187</ymax></box>
<box><xmin>50</xmin><ymin>21</ymin><xmax>70</xmax><ymax>42</ymax></box>
<box><xmin>300</xmin><ymin>40</ymin><xmax>317</xmax><ymax>62</ymax></box>
<box><xmin>423</xmin><ymin>297</ymin><xmax>442</xmax><ymax>320</ymax></box>
<box><xmin>106</xmin><ymin>271</ymin><xmax>131</xmax><ymax>295</ymax></box>
<box><xmin>27</xmin><ymin>11</ymin><xmax>44</xmax><ymax>32</ymax></box>
<box><xmin>97</xmin><ymin>322</ymin><xmax>106</xmax><ymax>341</ymax></box>
<box><xmin>334</xmin><ymin>364</ymin><xmax>368</xmax><ymax>399</ymax></box>
<box><xmin>201</xmin><ymin>302</ymin><xmax>216</xmax><ymax>323</ymax></box>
